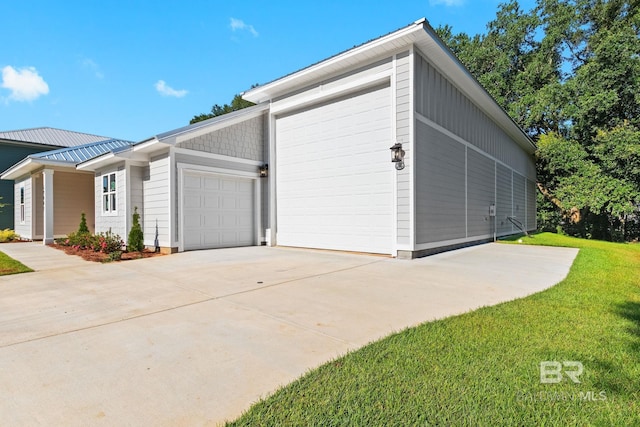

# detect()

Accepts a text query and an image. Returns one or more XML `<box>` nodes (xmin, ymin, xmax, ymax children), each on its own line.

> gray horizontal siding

<box><xmin>513</xmin><ymin>172</ymin><xmax>526</xmax><ymax>228</ymax></box>
<box><xmin>526</xmin><ymin>179</ymin><xmax>537</xmax><ymax>231</ymax></box>
<box><xmin>396</xmin><ymin>50</ymin><xmax>411</xmax><ymax>246</ymax></box>
<box><xmin>175</xmin><ymin>152</ymin><xmax>257</xmax><ymax>174</ymax></box>
<box><xmin>496</xmin><ymin>164</ymin><xmax>513</xmax><ymax>235</ymax></box>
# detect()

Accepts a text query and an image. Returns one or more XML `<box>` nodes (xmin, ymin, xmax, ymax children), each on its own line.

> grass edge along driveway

<box><xmin>0</xmin><ymin>249</ymin><xmax>32</xmax><ymax>276</ymax></box>
<box><xmin>229</xmin><ymin>233</ymin><xmax>640</xmax><ymax>426</ymax></box>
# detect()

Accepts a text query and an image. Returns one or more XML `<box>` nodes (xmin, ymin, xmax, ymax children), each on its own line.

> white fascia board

<box><xmin>243</xmin><ymin>22</ymin><xmax>425</xmax><ymax>103</ymax></box>
<box><xmin>1</xmin><ymin>158</ymin><xmax>77</xmax><ymax>180</ymax></box>
<box><xmin>270</xmin><ymin>69</ymin><xmax>392</xmax><ymax>115</ymax></box>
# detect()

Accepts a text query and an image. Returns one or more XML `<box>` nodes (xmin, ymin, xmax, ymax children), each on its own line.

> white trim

<box><xmin>125</xmin><ymin>163</ymin><xmax>132</xmax><ymax>239</ymax></box>
<box><xmin>414</xmin><ymin>234</ymin><xmax>494</xmax><ymax>251</ymax></box>
<box><xmin>100</xmin><ymin>172</ymin><xmax>118</xmax><ymax>217</ymax></box>
<box><xmin>270</xmin><ymin>70</ymin><xmax>392</xmax><ymax>115</ymax></box>
<box><xmin>465</xmin><ymin>146</ymin><xmax>468</xmax><ymax>238</ymax></box>
<box><xmin>391</xmin><ymin>53</ymin><xmax>398</xmax><ymax>256</ymax></box>
<box><xmin>19</xmin><ymin>183</ymin><xmax>25</xmax><ymax>225</ymax></box>
<box><xmin>42</xmin><ymin>169</ymin><xmax>54</xmax><ymax>245</ymax></box>
<box><xmin>177</xmin><ymin>164</ymin><xmax>261</xmax><ymax>252</ymax></box>
<box><xmin>173</xmin><ymin>147</ymin><xmax>263</xmax><ymax>166</ymax></box>
<box><xmin>169</xmin><ymin>148</ymin><xmax>177</xmax><ymax>247</ymax></box>
<box><xmin>268</xmin><ymin>112</ymin><xmax>277</xmax><ymax>247</ymax></box>
<box><xmin>409</xmin><ymin>46</ymin><xmax>416</xmax><ymax>252</ymax></box>
<box><xmin>243</xmin><ymin>22</ymin><xmax>424</xmax><ymax>103</ymax></box>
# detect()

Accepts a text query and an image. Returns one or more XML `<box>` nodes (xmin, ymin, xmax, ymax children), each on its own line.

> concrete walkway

<box><xmin>0</xmin><ymin>242</ymin><xmax>578</xmax><ymax>426</ymax></box>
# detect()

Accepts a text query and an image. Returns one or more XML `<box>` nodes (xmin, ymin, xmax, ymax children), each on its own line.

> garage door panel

<box><xmin>276</xmin><ymin>84</ymin><xmax>392</xmax><ymax>254</ymax></box>
<box><xmin>183</xmin><ymin>172</ymin><xmax>255</xmax><ymax>250</ymax></box>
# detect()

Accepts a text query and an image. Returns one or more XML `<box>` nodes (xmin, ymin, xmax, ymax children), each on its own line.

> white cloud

<box><xmin>81</xmin><ymin>58</ymin><xmax>104</xmax><ymax>79</ymax></box>
<box><xmin>155</xmin><ymin>80</ymin><xmax>188</xmax><ymax>98</ymax></box>
<box><xmin>1</xmin><ymin>66</ymin><xmax>49</xmax><ymax>102</ymax></box>
<box><xmin>429</xmin><ymin>0</ymin><xmax>465</xmax><ymax>6</ymax></box>
<box><xmin>230</xmin><ymin>17</ymin><xmax>259</xmax><ymax>37</ymax></box>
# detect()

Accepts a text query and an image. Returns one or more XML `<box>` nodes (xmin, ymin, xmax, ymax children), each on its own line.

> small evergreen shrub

<box><xmin>127</xmin><ymin>207</ymin><xmax>144</xmax><ymax>252</ymax></box>
<box><xmin>78</xmin><ymin>212</ymin><xmax>90</xmax><ymax>234</ymax></box>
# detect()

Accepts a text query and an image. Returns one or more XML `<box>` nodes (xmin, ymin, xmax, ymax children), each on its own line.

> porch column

<box><xmin>42</xmin><ymin>169</ymin><xmax>54</xmax><ymax>245</ymax></box>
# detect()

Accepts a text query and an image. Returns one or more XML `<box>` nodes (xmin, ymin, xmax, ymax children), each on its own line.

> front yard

<box><xmin>229</xmin><ymin>233</ymin><xmax>640</xmax><ymax>425</ymax></box>
<box><xmin>0</xmin><ymin>250</ymin><xmax>32</xmax><ymax>276</ymax></box>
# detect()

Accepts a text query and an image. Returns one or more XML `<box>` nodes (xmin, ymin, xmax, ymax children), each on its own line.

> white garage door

<box><xmin>182</xmin><ymin>171</ymin><xmax>255</xmax><ymax>250</ymax></box>
<box><xmin>275</xmin><ymin>84</ymin><xmax>393</xmax><ymax>254</ymax></box>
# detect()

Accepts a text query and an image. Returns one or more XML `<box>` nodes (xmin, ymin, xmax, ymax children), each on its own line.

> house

<box><xmin>3</xmin><ymin>18</ymin><xmax>537</xmax><ymax>258</ymax></box>
<box><xmin>1</xmin><ymin>137</ymin><xmax>133</xmax><ymax>242</ymax></box>
<box><xmin>0</xmin><ymin>127</ymin><xmax>114</xmax><ymax>230</ymax></box>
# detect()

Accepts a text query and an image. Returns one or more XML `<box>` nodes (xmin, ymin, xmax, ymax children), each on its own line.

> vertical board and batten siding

<box><xmin>526</xmin><ymin>179</ymin><xmax>537</xmax><ymax>231</ymax></box>
<box><xmin>143</xmin><ymin>153</ymin><xmax>171</xmax><ymax>247</ymax></box>
<box><xmin>54</xmin><ymin>172</ymin><xmax>95</xmax><ymax>235</ymax></box>
<box><xmin>496</xmin><ymin>164</ymin><xmax>513</xmax><ymax>235</ymax></box>
<box><xmin>94</xmin><ymin>165</ymin><xmax>127</xmax><ymax>239</ymax></box>
<box><xmin>413</xmin><ymin>50</ymin><xmax>536</xmax><ymax>245</ymax></box>
<box><xmin>512</xmin><ymin>172</ymin><xmax>526</xmax><ymax>228</ymax></box>
<box><xmin>415</xmin><ymin>121</ymin><xmax>466</xmax><ymax>243</ymax></box>
<box><xmin>467</xmin><ymin>149</ymin><xmax>496</xmax><ymax>237</ymax></box>
<box><xmin>395</xmin><ymin>51</ymin><xmax>412</xmax><ymax>247</ymax></box>
<box><xmin>275</xmin><ymin>83</ymin><xmax>393</xmax><ymax>254</ymax></box>
<box><xmin>13</xmin><ymin>176</ymin><xmax>31</xmax><ymax>239</ymax></box>
<box><xmin>414</xmin><ymin>53</ymin><xmax>534</xmax><ymax>181</ymax></box>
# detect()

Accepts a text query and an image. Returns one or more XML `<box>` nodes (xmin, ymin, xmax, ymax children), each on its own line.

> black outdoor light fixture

<box><xmin>259</xmin><ymin>164</ymin><xmax>269</xmax><ymax>177</ymax></box>
<box><xmin>390</xmin><ymin>142</ymin><xmax>405</xmax><ymax>170</ymax></box>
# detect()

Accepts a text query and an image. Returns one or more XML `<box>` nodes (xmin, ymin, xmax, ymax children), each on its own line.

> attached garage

<box><xmin>275</xmin><ymin>84</ymin><xmax>393</xmax><ymax>255</ymax></box>
<box><xmin>182</xmin><ymin>171</ymin><xmax>256</xmax><ymax>251</ymax></box>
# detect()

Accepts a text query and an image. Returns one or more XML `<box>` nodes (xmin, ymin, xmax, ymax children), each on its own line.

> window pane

<box><xmin>20</xmin><ymin>187</ymin><xmax>24</xmax><ymax>204</ymax></box>
<box><xmin>103</xmin><ymin>176</ymin><xmax>108</xmax><ymax>193</ymax></box>
<box><xmin>20</xmin><ymin>205</ymin><xmax>25</xmax><ymax>222</ymax></box>
<box><xmin>103</xmin><ymin>195</ymin><xmax>109</xmax><ymax>211</ymax></box>
<box><xmin>111</xmin><ymin>194</ymin><xmax>116</xmax><ymax>211</ymax></box>
<box><xmin>110</xmin><ymin>174</ymin><xmax>116</xmax><ymax>192</ymax></box>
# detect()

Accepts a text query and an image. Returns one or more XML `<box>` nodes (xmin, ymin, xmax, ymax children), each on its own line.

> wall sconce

<box><xmin>390</xmin><ymin>143</ymin><xmax>405</xmax><ymax>170</ymax></box>
<box><xmin>259</xmin><ymin>164</ymin><xmax>269</xmax><ymax>178</ymax></box>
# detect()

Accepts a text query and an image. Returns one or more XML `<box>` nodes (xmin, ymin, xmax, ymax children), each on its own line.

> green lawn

<box><xmin>229</xmin><ymin>233</ymin><xmax>640</xmax><ymax>426</ymax></box>
<box><xmin>0</xmin><ymin>250</ymin><xmax>33</xmax><ymax>276</ymax></box>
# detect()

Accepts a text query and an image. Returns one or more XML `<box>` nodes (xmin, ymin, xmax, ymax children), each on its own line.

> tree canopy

<box><xmin>190</xmin><ymin>89</ymin><xmax>257</xmax><ymax>125</ymax></box>
<box><xmin>438</xmin><ymin>0</ymin><xmax>640</xmax><ymax>240</ymax></box>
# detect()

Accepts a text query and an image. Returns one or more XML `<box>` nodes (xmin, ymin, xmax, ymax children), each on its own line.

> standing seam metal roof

<box><xmin>31</xmin><ymin>139</ymin><xmax>134</xmax><ymax>163</ymax></box>
<box><xmin>0</xmin><ymin>127</ymin><xmax>114</xmax><ymax>148</ymax></box>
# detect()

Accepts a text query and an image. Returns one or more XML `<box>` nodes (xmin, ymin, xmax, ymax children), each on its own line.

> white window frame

<box><xmin>19</xmin><ymin>185</ymin><xmax>25</xmax><ymax>224</ymax></box>
<box><xmin>102</xmin><ymin>172</ymin><xmax>118</xmax><ymax>216</ymax></box>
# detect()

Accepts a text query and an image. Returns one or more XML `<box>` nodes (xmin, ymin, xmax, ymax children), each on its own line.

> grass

<box><xmin>229</xmin><ymin>233</ymin><xmax>640</xmax><ymax>426</ymax></box>
<box><xmin>0</xmin><ymin>250</ymin><xmax>32</xmax><ymax>276</ymax></box>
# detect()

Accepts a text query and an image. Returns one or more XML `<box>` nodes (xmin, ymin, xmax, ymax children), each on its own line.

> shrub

<box><xmin>0</xmin><ymin>229</ymin><xmax>18</xmax><ymax>243</ymax></box>
<box><xmin>127</xmin><ymin>207</ymin><xmax>144</xmax><ymax>252</ymax></box>
<box><xmin>78</xmin><ymin>212</ymin><xmax>90</xmax><ymax>234</ymax></box>
<box><xmin>65</xmin><ymin>231</ymin><xmax>95</xmax><ymax>250</ymax></box>
<box><xmin>92</xmin><ymin>229</ymin><xmax>124</xmax><ymax>254</ymax></box>
<box><xmin>106</xmin><ymin>251</ymin><xmax>123</xmax><ymax>262</ymax></box>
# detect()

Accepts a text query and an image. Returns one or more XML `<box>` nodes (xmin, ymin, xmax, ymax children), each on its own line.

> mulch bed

<box><xmin>49</xmin><ymin>243</ymin><xmax>164</xmax><ymax>263</ymax></box>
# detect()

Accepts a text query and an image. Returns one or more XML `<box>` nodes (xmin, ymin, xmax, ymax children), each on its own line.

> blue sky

<box><xmin>1</xmin><ymin>0</ymin><xmax>536</xmax><ymax>142</ymax></box>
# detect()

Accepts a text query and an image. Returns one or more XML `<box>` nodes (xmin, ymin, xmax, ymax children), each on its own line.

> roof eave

<box><xmin>1</xmin><ymin>158</ymin><xmax>77</xmax><ymax>181</ymax></box>
<box><xmin>77</xmin><ymin>138</ymin><xmax>164</xmax><ymax>171</ymax></box>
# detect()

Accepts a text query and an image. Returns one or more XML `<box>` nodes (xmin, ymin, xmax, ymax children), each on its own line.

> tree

<box><xmin>438</xmin><ymin>0</ymin><xmax>640</xmax><ymax>240</ymax></box>
<box><xmin>190</xmin><ymin>88</ymin><xmax>258</xmax><ymax>125</ymax></box>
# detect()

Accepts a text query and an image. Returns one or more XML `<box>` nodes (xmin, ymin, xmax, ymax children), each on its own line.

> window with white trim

<box><xmin>102</xmin><ymin>172</ymin><xmax>117</xmax><ymax>214</ymax></box>
<box><xmin>19</xmin><ymin>185</ymin><xmax>25</xmax><ymax>224</ymax></box>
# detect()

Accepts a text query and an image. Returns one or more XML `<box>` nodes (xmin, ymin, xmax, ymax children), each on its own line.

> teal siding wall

<box><xmin>0</xmin><ymin>142</ymin><xmax>55</xmax><ymax>230</ymax></box>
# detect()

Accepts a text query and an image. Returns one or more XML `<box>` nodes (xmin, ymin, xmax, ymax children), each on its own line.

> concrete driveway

<box><xmin>0</xmin><ymin>242</ymin><xmax>578</xmax><ymax>426</ymax></box>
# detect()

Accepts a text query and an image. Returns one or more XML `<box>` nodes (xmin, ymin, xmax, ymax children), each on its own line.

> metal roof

<box><xmin>0</xmin><ymin>127</ymin><xmax>114</xmax><ymax>148</ymax></box>
<box><xmin>31</xmin><ymin>139</ymin><xmax>134</xmax><ymax>163</ymax></box>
